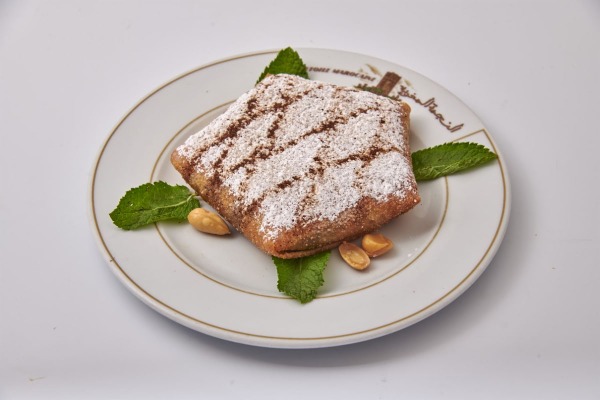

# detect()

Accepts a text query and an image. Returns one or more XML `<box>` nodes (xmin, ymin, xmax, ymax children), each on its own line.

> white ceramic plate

<box><xmin>90</xmin><ymin>48</ymin><xmax>510</xmax><ymax>348</ymax></box>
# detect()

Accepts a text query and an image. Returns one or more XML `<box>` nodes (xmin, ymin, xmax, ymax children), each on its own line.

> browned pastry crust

<box><xmin>171</xmin><ymin>74</ymin><xmax>420</xmax><ymax>258</ymax></box>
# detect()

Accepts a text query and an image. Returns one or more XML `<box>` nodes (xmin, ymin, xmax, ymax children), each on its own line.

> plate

<box><xmin>90</xmin><ymin>48</ymin><xmax>510</xmax><ymax>348</ymax></box>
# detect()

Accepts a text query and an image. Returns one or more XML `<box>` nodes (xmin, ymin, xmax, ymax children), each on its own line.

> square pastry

<box><xmin>171</xmin><ymin>74</ymin><xmax>420</xmax><ymax>258</ymax></box>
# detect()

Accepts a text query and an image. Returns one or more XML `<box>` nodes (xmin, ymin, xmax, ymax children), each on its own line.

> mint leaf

<box><xmin>257</xmin><ymin>47</ymin><xmax>309</xmax><ymax>83</ymax></box>
<box><xmin>110</xmin><ymin>181</ymin><xmax>200</xmax><ymax>230</ymax></box>
<box><xmin>273</xmin><ymin>251</ymin><xmax>330</xmax><ymax>304</ymax></box>
<box><xmin>411</xmin><ymin>142</ymin><xmax>497</xmax><ymax>181</ymax></box>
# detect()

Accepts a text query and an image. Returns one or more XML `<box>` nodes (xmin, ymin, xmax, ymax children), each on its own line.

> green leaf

<box><xmin>257</xmin><ymin>47</ymin><xmax>309</xmax><ymax>83</ymax></box>
<box><xmin>411</xmin><ymin>142</ymin><xmax>498</xmax><ymax>181</ymax></box>
<box><xmin>109</xmin><ymin>181</ymin><xmax>200</xmax><ymax>230</ymax></box>
<box><xmin>273</xmin><ymin>251</ymin><xmax>330</xmax><ymax>304</ymax></box>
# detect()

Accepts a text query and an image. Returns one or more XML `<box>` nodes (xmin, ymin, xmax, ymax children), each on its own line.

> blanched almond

<box><xmin>361</xmin><ymin>233</ymin><xmax>393</xmax><ymax>257</ymax></box>
<box><xmin>187</xmin><ymin>208</ymin><xmax>230</xmax><ymax>235</ymax></box>
<box><xmin>339</xmin><ymin>242</ymin><xmax>370</xmax><ymax>270</ymax></box>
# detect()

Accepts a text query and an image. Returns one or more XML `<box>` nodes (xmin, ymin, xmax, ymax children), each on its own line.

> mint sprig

<box><xmin>273</xmin><ymin>252</ymin><xmax>330</xmax><ymax>304</ymax></box>
<box><xmin>257</xmin><ymin>47</ymin><xmax>309</xmax><ymax>83</ymax></box>
<box><xmin>412</xmin><ymin>142</ymin><xmax>497</xmax><ymax>181</ymax></box>
<box><xmin>110</xmin><ymin>181</ymin><xmax>200</xmax><ymax>230</ymax></box>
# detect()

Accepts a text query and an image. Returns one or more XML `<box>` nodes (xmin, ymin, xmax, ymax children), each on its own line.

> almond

<box><xmin>361</xmin><ymin>233</ymin><xmax>393</xmax><ymax>257</ymax></box>
<box><xmin>187</xmin><ymin>208</ymin><xmax>230</xmax><ymax>235</ymax></box>
<box><xmin>338</xmin><ymin>242</ymin><xmax>370</xmax><ymax>270</ymax></box>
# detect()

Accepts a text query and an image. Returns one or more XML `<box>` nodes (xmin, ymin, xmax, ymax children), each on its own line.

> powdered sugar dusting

<box><xmin>259</xmin><ymin>179</ymin><xmax>313</xmax><ymax>234</ymax></box>
<box><xmin>361</xmin><ymin>151</ymin><xmax>413</xmax><ymax>200</ymax></box>
<box><xmin>274</xmin><ymin>86</ymin><xmax>335</xmax><ymax>147</ymax></box>
<box><xmin>224</xmin><ymin>167</ymin><xmax>247</xmax><ymax>194</ymax></box>
<box><xmin>221</xmin><ymin>114</ymin><xmax>277</xmax><ymax>171</ymax></box>
<box><xmin>200</xmin><ymin>143</ymin><xmax>226</xmax><ymax>170</ymax></box>
<box><xmin>244</xmin><ymin>133</ymin><xmax>323</xmax><ymax>205</ymax></box>
<box><xmin>176</xmin><ymin>74</ymin><xmax>416</xmax><ymax>239</ymax></box>
<box><xmin>309</xmin><ymin>160</ymin><xmax>362</xmax><ymax>221</ymax></box>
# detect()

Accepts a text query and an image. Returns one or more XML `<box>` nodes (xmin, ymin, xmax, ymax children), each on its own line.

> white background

<box><xmin>1</xmin><ymin>1</ymin><xmax>599</xmax><ymax>399</ymax></box>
